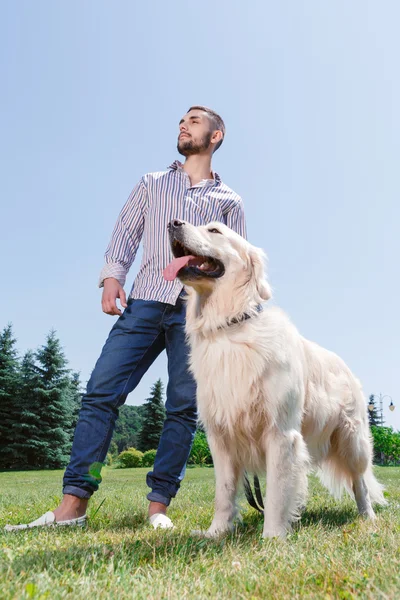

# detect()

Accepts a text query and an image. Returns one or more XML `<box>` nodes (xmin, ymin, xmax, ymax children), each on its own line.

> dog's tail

<box><xmin>318</xmin><ymin>460</ymin><xmax>387</xmax><ymax>506</ymax></box>
<box><xmin>363</xmin><ymin>465</ymin><xmax>387</xmax><ymax>506</ymax></box>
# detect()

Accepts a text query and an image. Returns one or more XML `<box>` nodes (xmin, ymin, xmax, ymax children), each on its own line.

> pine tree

<box><xmin>139</xmin><ymin>379</ymin><xmax>166</xmax><ymax>452</ymax></box>
<box><xmin>368</xmin><ymin>394</ymin><xmax>380</xmax><ymax>427</ymax></box>
<box><xmin>0</xmin><ymin>324</ymin><xmax>21</xmax><ymax>469</ymax></box>
<box><xmin>29</xmin><ymin>331</ymin><xmax>74</xmax><ymax>468</ymax></box>
<box><xmin>10</xmin><ymin>350</ymin><xmax>42</xmax><ymax>468</ymax></box>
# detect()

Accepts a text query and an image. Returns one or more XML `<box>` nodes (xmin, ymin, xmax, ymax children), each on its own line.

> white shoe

<box><xmin>149</xmin><ymin>513</ymin><xmax>175</xmax><ymax>530</ymax></box>
<box><xmin>4</xmin><ymin>511</ymin><xmax>87</xmax><ymax>532</ymax></box>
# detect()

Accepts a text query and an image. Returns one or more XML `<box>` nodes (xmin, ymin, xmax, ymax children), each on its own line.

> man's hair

<box><xmin>187</xmin><ymin>105</ymin><xmax>225</xmax><ymax>152</ymax></box>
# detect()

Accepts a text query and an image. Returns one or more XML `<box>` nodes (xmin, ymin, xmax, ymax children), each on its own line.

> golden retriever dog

<box><xmin>164</xmin><ymin>219</ymin><xmax>386</xmax><ymax>538</ymax></box>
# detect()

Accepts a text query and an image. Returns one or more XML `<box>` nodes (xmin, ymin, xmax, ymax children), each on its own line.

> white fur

<box><xmin>175</xmin><ymin>221</ymin><xmax>386</xmax><ymax>539</ymax></box>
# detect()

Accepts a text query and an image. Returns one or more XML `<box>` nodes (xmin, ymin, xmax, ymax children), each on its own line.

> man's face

<box><xmin>177</xmin><ymin>110</ymin><xmax>214</xmax><ymax>157</ymax></box>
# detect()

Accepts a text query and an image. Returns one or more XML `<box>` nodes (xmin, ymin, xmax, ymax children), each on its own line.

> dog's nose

<box><xmin>167</xmin><ymin>219</ymin><xmax>185</xmax><ymax>230</ymax></box>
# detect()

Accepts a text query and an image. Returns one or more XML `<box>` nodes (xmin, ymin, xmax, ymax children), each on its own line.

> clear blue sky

<box><xmin>1</xmin><ymin>1</ymin><xmax>399</xmax><ymax>430</ymax></box>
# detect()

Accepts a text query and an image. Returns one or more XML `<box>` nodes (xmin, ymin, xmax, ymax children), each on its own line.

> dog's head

<box><xmin>164</xmin><ymin>220</ymin><xmax>271</xmax><ymax>331</ymax></box>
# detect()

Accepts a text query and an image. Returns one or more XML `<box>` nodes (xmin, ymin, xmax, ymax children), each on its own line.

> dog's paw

<box><xmin>262</xmin><ymin>524</ymin><xmax>289</xmax><ymax>539</ymax></box>
<box><xmin>191</xmin><ymin>525</ymin><xmax>230</xmax><ymax>538</ymax></box>
<box><xmin>262</xmin><ymin>529</ymin><xmax>288</xmax><ymax>539</ymax></box>
<box><xmin>191</xmin><ymin>529</ymin><xmax>208</xmax><ymax>537</ymax></box>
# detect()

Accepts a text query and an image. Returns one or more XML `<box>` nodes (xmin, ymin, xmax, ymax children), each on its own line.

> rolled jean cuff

<box><xmin>147</xmin><ymin>491</ymin><xmax>171</xmax><ymax>507</ymax></box>
<box><xmin>63</xmin><ymin>485</ymin><xmax>92</xmax><ymax>500</ymax></box>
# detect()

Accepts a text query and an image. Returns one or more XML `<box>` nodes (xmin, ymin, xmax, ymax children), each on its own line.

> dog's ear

<box><xmin>249</xmin><ymin>247</ymin><xmax>272</xmax><ymax>301</ymax></box>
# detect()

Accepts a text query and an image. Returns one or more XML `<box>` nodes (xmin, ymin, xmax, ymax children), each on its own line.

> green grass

<box><xmin>1</xmin><ymin>467</ymin><xmax>399</xmax><ymax>599</ymax></box>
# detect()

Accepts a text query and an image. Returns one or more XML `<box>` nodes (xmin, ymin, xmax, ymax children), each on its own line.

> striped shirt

<box><xmin>99</xmin><ymin>160</ymin><xmax>247</xmax><ymax>305</ymax></box>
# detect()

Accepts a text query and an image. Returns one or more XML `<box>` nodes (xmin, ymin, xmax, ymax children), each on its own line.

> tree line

<box><xmin>0</xmin><ymin>324</ymin><xmax>173</xmax><ymax>470</ymax></box>
<box><xmin>1</xmin><ymin>324</ymin><xmax>397</xmax><ymax>470</ymax></box>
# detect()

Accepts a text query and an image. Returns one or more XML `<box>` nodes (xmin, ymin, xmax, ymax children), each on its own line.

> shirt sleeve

<box><xmin>98</xmin><ymin>177</ymin><xmax>148</xmax><ymax>288</ymax></box>
<box><xmin>225</xmin><ymin>198</ymin><xmax>247</xmax><ymax>240</ymax></box>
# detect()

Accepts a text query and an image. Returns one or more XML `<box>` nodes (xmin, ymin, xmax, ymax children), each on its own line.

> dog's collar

<box><xmin>223</xmin><ymin>304</ymin><xmax>263</xmax><ymax>328</ymax></box>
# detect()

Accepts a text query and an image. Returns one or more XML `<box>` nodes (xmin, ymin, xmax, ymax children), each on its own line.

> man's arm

<box><xmin>99</xmin><ymin>177</ymin><xmax>148</xmax><ymax>315</ymax></box>
<box><xmin>225</xmin><ymin>198</ymin><xmax>247</xmax><ymax>240</ymax></box>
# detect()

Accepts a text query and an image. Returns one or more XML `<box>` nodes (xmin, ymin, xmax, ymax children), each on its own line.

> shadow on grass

<box><xmin>300</xmin><ymin>499</ymin><xmax>387</xmax><ymax>527</ymax></box>
<box><xmin>299</xmin><ymin>506</ymin><xmax>356</xmax><ymax>527</ymax></box>
<box><xmin>89</xmin><ymin>512</ymin><xmax>149</xmax><ymax>531</ymax></box>
<box><xmin>241</xmin><ymin>503</ymin><xmax>375</xmax><ymax>530</ymax></box>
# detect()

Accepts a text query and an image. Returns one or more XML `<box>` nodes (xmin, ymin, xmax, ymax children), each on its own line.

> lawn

<box><xmin>1</xmin><ymin>467</ymin><xmax>399</xmax><ymax>599</ymax></box>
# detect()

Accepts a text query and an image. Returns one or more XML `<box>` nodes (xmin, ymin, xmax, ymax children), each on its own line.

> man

<box><xmin>5</xmin><ymin>106</ymin><xmax>247</xmax><ymax>532</ymax></box>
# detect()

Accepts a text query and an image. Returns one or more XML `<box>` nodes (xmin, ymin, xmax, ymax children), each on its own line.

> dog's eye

<box><xmin>208</xmin><ymin>228</ymin><xmax>222</xmax><ymax>234</ymax></box>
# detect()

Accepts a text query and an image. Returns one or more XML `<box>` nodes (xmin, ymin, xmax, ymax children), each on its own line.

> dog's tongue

<box><xmin>163</xmin><ymin>255</ymin><xmax>196</xmax><ymax>281</ymax></box>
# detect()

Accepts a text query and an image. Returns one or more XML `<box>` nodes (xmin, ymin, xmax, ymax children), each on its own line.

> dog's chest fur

<box><xmin>188</xmin><ymin>328</ymin><xmax>272</xmax><ymax>433</ymax></box>
<box><xmin>186</xmin><ymin>307</ymin><xmax>306</xmax><ymax>469</ymax></box>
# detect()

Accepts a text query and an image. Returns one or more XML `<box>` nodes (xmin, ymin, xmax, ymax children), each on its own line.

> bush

<box><xmin>105</xmin><ymin>452</ymin><xmax>113</xmax><ymax>466</ymax></box>
<box><xmin>116</xmin><ymin>448</ymin><xmax>144</xmax><ymax>468</ymax></box>
<box><xmin>142</xmin><ymin>449</ymin><xmax>157</xmax><ymax>467</ymax></box>
<box><xmin>188</xmin><ymin>431</ymin><xmax>213</xmax><ymax>466</ymax></box>
<box><xmin>371</xmin><ymin>426</ymin><xmax>400</xmax><ymax>465</ymax></box>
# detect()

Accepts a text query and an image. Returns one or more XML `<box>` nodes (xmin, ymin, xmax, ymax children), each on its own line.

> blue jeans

<box><xmin>63</xmin><ymin>296</ymin><xmax>197</xmax><ymax>506</ymax></box>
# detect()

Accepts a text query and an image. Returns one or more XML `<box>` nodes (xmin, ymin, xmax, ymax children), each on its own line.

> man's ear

<box><xmin>211</xmin><ymin>130</ymin><xmax>223</xmax><ymax>147</ymax></box>
<box><xmin>249</xmin><ymin>246</ymin><xmax>272</xmax><ymax>301</ymax></box>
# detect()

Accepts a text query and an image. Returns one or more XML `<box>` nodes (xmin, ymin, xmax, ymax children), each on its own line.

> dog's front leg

<box><xmin>263</xmin><ymin>428</ymin><xmax>309</xmax><ymax>539</ymax></box>
<box><xmin>204</xmin><ymin>434</ymin><xmax>241</xmax><ymax>538</ymax></box>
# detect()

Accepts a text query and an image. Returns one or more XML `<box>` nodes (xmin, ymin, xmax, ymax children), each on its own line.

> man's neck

<box><xmin>182</xmin><ymin>154</ymin><xmax>214</xmax><ymax>187</ymax></box>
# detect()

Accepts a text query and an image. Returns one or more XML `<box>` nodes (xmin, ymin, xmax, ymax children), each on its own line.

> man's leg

<box><xmin>55</xmin><ymin>299</ymin><xmax>167</xmax><ymax>521</ymax></box>
<box><xmin>146</xmin><ymin>296</ymin><xmax>197</xmax><ymax>514</ymax></box>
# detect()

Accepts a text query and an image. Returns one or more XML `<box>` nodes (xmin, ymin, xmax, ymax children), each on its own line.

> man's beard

<box><xmin>177</xmin><ymin>131</ymin><xmax>213</xmax><ymax>157</ymax></box>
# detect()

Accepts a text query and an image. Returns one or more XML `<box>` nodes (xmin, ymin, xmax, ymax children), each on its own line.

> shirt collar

<box><xmin>168</xmin><ymin>160</ymin><xmax>221</xmax><ymax>185</ymax></box>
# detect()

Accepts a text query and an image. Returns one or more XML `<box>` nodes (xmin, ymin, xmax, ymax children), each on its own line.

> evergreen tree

<box><xmin>139</xmin><ymin>379</ymin><xmax>166</xmax><ymax>451</ymax></box>
<box><xmin>0</xmin><ymin>324</ymin><xmax>21</xmax><ymax>469</ymax></box>
<box><xmin>9</xmin><ymin>350</ymin><xmax>42</xmax><ymax>468</ymax></box>
<box><xmin>368</xmin><ymin>394</ymin><xmax>380</xmax><ymax>427</ymax></box>
<box><xmin>30</xmin><ymin>331</ymin><xmax>74</xmax><ymax>468</ymax></box>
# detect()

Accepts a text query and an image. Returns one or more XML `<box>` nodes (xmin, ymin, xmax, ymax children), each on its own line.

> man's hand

<box><xmin>101</xmin><ymin>278</ymin><xmax>128</xmax><ymax>316</ymax></box>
